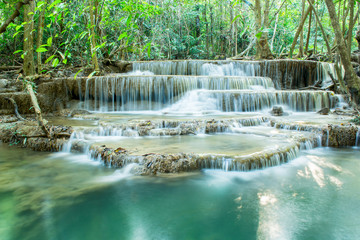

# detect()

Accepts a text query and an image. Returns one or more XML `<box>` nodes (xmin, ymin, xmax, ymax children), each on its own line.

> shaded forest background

<box><xmin>1</xmin><ymin>0</ymin><xmax>359</xmax><ymax>68</ymax></box>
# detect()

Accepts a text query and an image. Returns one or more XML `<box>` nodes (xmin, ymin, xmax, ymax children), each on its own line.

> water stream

<box><xmin>1</xmin><ymin>60</ymin><xmax>357</xmax><ymax>239</ymax></box>
<box><xmin>1</xmin><ymin>144</ymin><xmax>360</xmax><ymax>240</ymax></box>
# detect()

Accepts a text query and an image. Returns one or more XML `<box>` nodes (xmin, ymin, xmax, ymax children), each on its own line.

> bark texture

<box><xmin>325</xmin><ymin>0</ymin><xmax>360</xmax><ymax>105</ymax></box>
<box><xmin>254</xmin><ymin>0</ymin><xmax>273</xmax><ymax>59</ymax></box>
<box><xmin>23</xmin><ymin>0</ymin><xmax>35</xmax><ymax>76</ymax></box>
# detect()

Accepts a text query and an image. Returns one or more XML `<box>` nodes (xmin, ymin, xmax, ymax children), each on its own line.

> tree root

<box><xmin>5</xmin><ymin>97</ymin><xmax>26</xmax><ymax>121</ymax></box>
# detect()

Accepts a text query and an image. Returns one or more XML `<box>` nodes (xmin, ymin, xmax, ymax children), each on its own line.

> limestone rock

<box><xmin>317</xmin><ymin>107</ymin><xmax>330</xmax><ymax>115</ymax></box>
<box><xmin>270</xmin><ymin>106</ymin><xmax>284</xmax><ymax>116</ymax></box>
<box><xmin>0</xmin><ymin>79</ymin><xmax>9</xmax><ymax>88</ymax></box>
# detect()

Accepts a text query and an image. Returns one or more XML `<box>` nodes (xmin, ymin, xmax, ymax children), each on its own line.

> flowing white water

<box><xmin>81</xmin><ymin>61</ymin><xmax>343</xmax><ymax>113</ymax></box>
<box><xmin>83</xmin><ymin>75</ymin><xmax>274</xmax><ymax>112</ymax></box>
<box><xmin>162</xmin><ymin>89</ymin><xmax>338</xmax><ymax>113</ymax></box>
<box><xmin>356</xmin><ymin>128</ymin><xmax>360</xmax><ymax>146</ymax></box>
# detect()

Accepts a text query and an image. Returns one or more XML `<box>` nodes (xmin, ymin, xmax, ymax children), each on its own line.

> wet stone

<box><xmin>317</xmin><ymin>107</ymin><xmax>330</xmax><ymax>115</ymax></box>
<box><xmin>270</xmin><ymin>106</ymin><xmax>287</xmax><ymax>116</ymax></box>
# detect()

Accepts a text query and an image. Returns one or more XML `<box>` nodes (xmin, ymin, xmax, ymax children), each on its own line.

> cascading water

<box><xmin>83</xmin><ymin>75</ymin><xmax>274</xmax><ymax>112</ymax></box>
<box><xmin>356</xmin><ymin>128</ymin><xmax>360</xmax><ymax>146</ymax></box>
<box><xmin>68</xmin><ymin>59</ymin><xmax>347</xmax><ymax>172</ymax></box>
<box><xmin>80</xmin><ymin>60</ymin><xmax>342</xmax><ymax>113</ymax></box>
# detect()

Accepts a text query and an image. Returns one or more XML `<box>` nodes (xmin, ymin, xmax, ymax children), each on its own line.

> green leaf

<box><xmin>126</xmin><ymin>15</ymin><xmax>132</xmax><ymax>27</ymax></box>
<box><xmin>147</xmin><ymin>42</ymin><xmax>151</xmax><ymax>57</ymax></box>
<box><xmin>47</xmin><ymin>37</ymin><xmax>52</xmax><ymax>47</ymax></box>
<box><xmin>255</xmin><ymin>31</ymin><xmax>263</xmax><ymax>40</ymax></box>
<box><xmin>231</xmin><ymin>15</ymin><xmax>242</xmax><ymax>24</ymax></box>
<box><xmin>74</xmin><ymin>69</ymin><xmax>83</xmax><ymax>80</ymax></box>
<box><xmin>36</xmin><ymin>47</ymin><xmax>48</xmax><ymax>53</ymax></box>
<box><xmin>52</xmin><ymin>58</ymin><xmax>59</xmax><ymax>67</ymax></box>
<box><xmin>62</xmin><ymin>59</ymin><xmax>68</xmax><ymax>64</ymax></box>
<box><xmin>45</xmin><ymin>55</ymin><xmax>55</xmax><ymax>63</ymax></box>
<box><xmin>13</xmin><ymin>50</ymin><xmax>23</xmax><ymax>54</ymax></box>
<box><xmin>118</xmin><ymin>32</ymin><xmax>127</xmax><ymax>41</ymax></box>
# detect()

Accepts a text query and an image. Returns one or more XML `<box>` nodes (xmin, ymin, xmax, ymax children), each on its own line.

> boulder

<box><xmin>317</xmin><ymin>107</ymin><xmax>330</xmax><ymax>115</ymax></box>
<box><xmin>0</xmin><ymin>79</ymin><xmax>9</xmax><ymax>88</ymax></box>
<box><xmin>270</xmin><ymin>106</ymin><xmax>285</xmax><ymax>116</ymax></box>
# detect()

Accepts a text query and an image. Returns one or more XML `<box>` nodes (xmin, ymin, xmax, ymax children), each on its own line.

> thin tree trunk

<box><xmin>270</xmin><ymin>13</ymin><xmax>279</xmax><ymax>52</ymax></box>
<box><xmin>23</xmin><ymin>0</ymin><xmax>35</xmax><ymax>76</ymax></box>
<box><xmin>26</xmin><ymin>83</ymin><xmax>50</xmax><ymax>138</ymax></box>
<box><xmin>230</xmin><ymin>1</ymin><xmax>234</xmax><ymax>56</ymax></box>
<box><xmin>210</xmin><ymin>5</ymin><xmax>214</xmax><ymax>54</ymax></box>
<box><xmin>203</xmin><ymin>2</ymin><xmax>209</xmax><ymax>59</ymax></box>
<box><xmin>342</xmin><ymin>0</ymin><xmax>349</xmax><ymax>36</ymax></box>
<box><xmin>306</xmin><ymin>0</ymin><xmax>331</xmax><ymax>57</ymax></box>
<box><xmin>289</xmin><ymin>4</ymin><xmax>312</xmax><ymax>58</ymax></box>
<box><xmin>89</xmin><ymin>0</ymin><xmax>100</xmax><ymax>73</ymax></box>
<box><xmin>36</xmin><ymin>0</ymin><xmax>46</xmax><ymax>74</ymax></box>
<box><xmin>325</xmin><ymin>0</ymin><xmax>360</xmax><ymax>105</ymax></box>
<box><xmin>254</xmin><ymin>0</ymin><xmax>273</xmax><ymax>59</ymax></box>
<box><xmin>298</xmin><ymin>0</ymin><xmax>305</xmax><ymax>57</ymax></box>
<box><xmin>305</xmin><ymin>11</ymin><xmax>312</xmax><ymax>54</ymax></box>
<box><xmin>348</xmin><ymin>0</ymin><xmax>355</xmax><ymax>57</ymax></box>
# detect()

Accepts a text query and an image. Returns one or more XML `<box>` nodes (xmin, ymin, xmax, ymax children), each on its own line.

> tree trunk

<box><xmin>26</xmin><ymin>83</ymin><xmax>50</xmax><ymax>138</ymax></box>
<box><xmin>289</xmin><ymin>4</ymin><xmax>312</xmax><ymax>58</ymax></box>
<box><xmin>297</xmin><ymin>0</ymin><xmax>305</xmax><ymax>57</ymax></box>
<box><xmin>36</xmin><ymin>0</ymin><xmax>46</xmax><ymax>74</ymax></box>
<box><xmin>356</xmin><ymin>29</ymin><xmax>360</xmax><ymax>50</ymax></box>
<box><xmin>0</xmin><ymin>0</ymin><xmax>34</xmax><ymax>35</ymax></box>
<box><xmin>89</xmin><ymin>0</ymin><xmax>100</xmax><ymax>73</ymax></box>
<box><xmin>23</xmin><ymin>0</ymin><xmax>35</xmax><ymax>76</ymax></box>
<box><xmin>306</xmin><ymin>0</ymin><xmax>331</xmax><ymax>57</ymax></box>
<box><xmin>325</xmin><ymin>0</ymin><xmax>360</xmax><ymax>105</ymax></box>
<box><xmin>305</xmin><ymin>11</ymin><xmax>312</xmax><ymax>54</ymax></box>
<box><xmin>254</xmin><ymin>0</ymin><xmax>273</xmax><ymax>59</ymax></box>
<box><xmin>203</xmin><ymin>2</ymin><xmax>209</xmax><ymax>59</ymax></box>
<box><xmin>348</xmin><ymin>0</ymin><xmax>355</xmax><ymax>57</ymax></box>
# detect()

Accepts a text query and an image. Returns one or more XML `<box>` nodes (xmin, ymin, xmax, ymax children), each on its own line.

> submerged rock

<box><xmin>317</xmin><ymin>107</ymin><xmax>330</xmax><ymax>115</ymax></box>
<box><xmin>270</xmin><ymin>106</ymin><xmax>288</xmax><ymax>116</ymax></box>
<box><xmin>69</xmin><ymin>109</ymin><xmax>92</xmax><ymax>117</ymax></box>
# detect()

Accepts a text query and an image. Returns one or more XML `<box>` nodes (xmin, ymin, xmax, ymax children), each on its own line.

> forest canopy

<box><xmin>0</xmin><ymin>0</ymin><xmax>359</xmax><ymax>68</ymax></box>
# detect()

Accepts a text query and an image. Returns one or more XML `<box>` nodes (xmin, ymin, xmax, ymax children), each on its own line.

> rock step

<box><xmin>84</xmin><ymin>135</ymin><xmax>318</xmax><ymax>175</ymax></box>
<box><xmin>68</xmin><ymin>117</ymin><xmax>269</xmax><ymax>137</ymax></box>
<box><xmin>270</xmin><ymin>120</ymin><xmax>360</xmax><ymax>147</ymax></box>
<box><xmin>132</xmin><ymin>59</ymin><xmax>336</xmax><ymax>89</ymax></box>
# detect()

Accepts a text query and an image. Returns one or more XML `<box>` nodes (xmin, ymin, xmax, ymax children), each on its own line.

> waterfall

<box><xmin>83</xmin><ymin>75</ymin><xmax>274</xmax><ymax>112</ymax></box>
<box><xmin>132</xmin><ymin>60</ymin><xmax>339</xmax><ymax>89</ymax></box>
<box><xmin>356</xmin><ymin>128</ymin><xmax>360</xmax><ymax>146</ymax></box>
<box><xmin>164</xmin><ymin>90</ymin><xmax>338</xmax><ymax>113</ymax></box>
<box><xmin>64</xmin><ymin>59</ymin><xmax>351</xmax><ymax>173</ymax></box>
<box><xmin>325</xmin><ymin>128</ymin><xmax>330</xmax><ymax>147</ymax></box>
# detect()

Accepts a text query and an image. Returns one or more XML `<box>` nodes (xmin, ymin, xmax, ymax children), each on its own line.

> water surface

<box><xmin>1</xmin><ymin>143</ymin><xmax>360</xmax><ymax>240</ymax></box>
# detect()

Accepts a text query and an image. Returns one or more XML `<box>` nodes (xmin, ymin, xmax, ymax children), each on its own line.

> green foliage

<box><xmin>0</xmin><ymin>0</ymin><xmax>357</xmax><ymax>64</ymax></box>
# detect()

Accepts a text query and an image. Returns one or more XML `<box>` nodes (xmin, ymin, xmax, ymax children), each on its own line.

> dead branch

<box><xmin>26</xmin><ymin>82</ymin><xmax>51</xmax><ymax>138</ymax></box>
<box><xmin>5</xmin><ymin>97</ymin><xmax>26</xmax><ymax>121</ymax></box>
<box><xmin>0</xmin><ymin>0</ymin><xmax>34</xmax><ymax>35</ymax></box>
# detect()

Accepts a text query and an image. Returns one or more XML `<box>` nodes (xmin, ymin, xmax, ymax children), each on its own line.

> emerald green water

<box><xmin>1</xmin><ymin>142</ymin><xmax>360</xmax><ymax>240</ymax></box>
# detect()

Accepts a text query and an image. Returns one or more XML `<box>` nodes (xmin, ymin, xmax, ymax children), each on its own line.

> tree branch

<box><xmin>0</xmin><ymin>0</ymin><xmax>34</xmax><ymax>35</ymax></box>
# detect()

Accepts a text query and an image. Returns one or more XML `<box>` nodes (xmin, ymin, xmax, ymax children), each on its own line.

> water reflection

<box><xmin>1</xmin><ymin>144</ymin><xmax>360</xmax><ymax>239</ymax></box>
